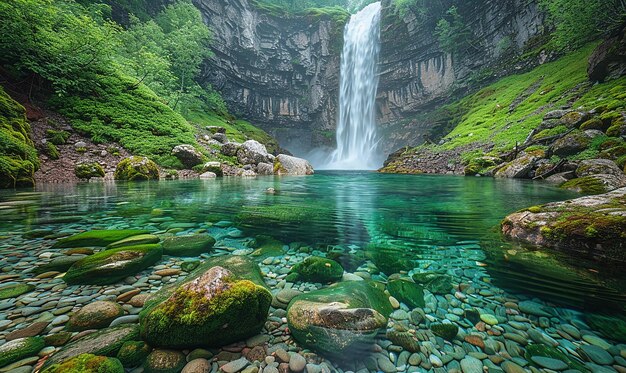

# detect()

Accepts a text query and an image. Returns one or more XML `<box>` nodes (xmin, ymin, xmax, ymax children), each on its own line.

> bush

<box><xmin>46</xmin><ymin>130</ymin><xmax>70</xmax><ymax>145</ymax></box>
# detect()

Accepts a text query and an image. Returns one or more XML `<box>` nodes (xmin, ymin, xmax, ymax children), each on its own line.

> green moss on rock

<box><xmin>114</xmin><ymin>156</ymin><xmax>159</xmax><ymax>181</ymax></box>
<box><xmin>45</xmin><ymin>142</ymin><xmax>60</xmax><ymax>160</ymax></box>
<box><xmin>560</xmin><ymin>176</ymin><xmax>608</xmax><ymax>195</ymax></box>
<box><xmin>387</xmin><ymin>279</ymin><xmax>425</xmax><ymax>309</ymax></box>
<box><xmin>107</xmin><ymin>234</ymin><xmax>160</xmax><ymax>249</ymax></box>
<box><xmin>41</xmin><ymin>353</ymin><xmax>124</xmax><ymax>373</ymax></box>
<box><xmin>431</xmin><ymin>323</ymin><xmax>459</xmax><ymax>341</ymax></box>
<box><xmin>288</xmin><ymin>256</ymin><xmax>343</xmax><ymax>283</ymax></box>
<box><xmin>0</xmin><ymin>283</ymin><xmax>35</xmax><ymax>300</ymax></box>
<box><xmin>116</xmin><ymin>341</ymin><xmax>151</xmax><ymax>368</ymax></box>
<box><xmin>66</xmin><ymin>301</ymin><xmax>125</xmax><ymax>331</ymax></box>
<box><xmin>63</xmin><ymin>244</ymin><xmax>162</xmax><ymax>285</ymax></box>
<box><xmin>580</xmin><ymin>118</ymin><xmax>608</xmax><ymax>131</ymax></box>
<box><xmin>53</xmin><ymin>229</ymin><xmax>149</xmax><ymax>248</ymax></box>
<box><xmin>75</xmin><ymin>162</ymin><xmax>105</xmax><ymax>179</ymax></box>
<box><xmin>161</xmin><ymin>234</ymin><xmax>215</xmax><ymax>257</ymax></box>
<box><xmin>0</xmin><ymin>336</ymin><xmax>45</xmax><ymax>367</ymax></box>
<box><xmin>143</xmin><ymin>349</ymin><xmax>186</xmax><ymax>373</ymax></box>
<box><xmin>411</xmin><ymin>272</ymin><xmax>453</xmax><ymax>295</ymax></box>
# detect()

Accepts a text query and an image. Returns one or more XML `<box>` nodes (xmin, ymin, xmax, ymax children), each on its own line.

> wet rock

<box><xmin>144</xmin><ymin>349</ymin><xmax>186</xmax><ymax>373</ymax></box>
<box><xmin>182</xmin><ymin>358</ymin><xmax>210</xmax><ymax>373</ymax></box>
<box><xmin>411</xmin><ymin>272</ymin><xmax>452</xmax><ymax>295</ymax></box>
<box><xmin>287</xmin><ymin>256</ymin><xmax>343</xmax><ymax>283</ymax></box>
<box><xmin>273</xmin><ymin>154</ymin><xmax>314</xmax><ymax>176</ymax></box>
<box><xmin>108</xmin><ymin>234</ymin><xmax>160</xmax><ymax>249</ymax></box>
<box><xmin>221</xmin><ymin>357</ymin><xmax>249</xmax><ymax>373</ymax></box>
<box><xmin>387</xmin><ymin>279</ymin><xmax>425</xmax><ymax>309</ymax></box>
<box><xmin>0</xmin><ymin>283</ymin><xmax>35</xmax><ymax>300</ymax></box>
<box><xmin>162</xmin><ymin>234</ymin><xmax>216</xmax><ymax>257</ymax></box>
<box><xmin>114</xmin><ymin>156</ymin><xmax>159</xmax><ymax>181</ymax></box>
<box><xmin>116</xmin><ymin>340</ymin><xmax>151</xmax><ymax>368</ymax></box>
<box><xmin>580</xmin><ymin>344</ymin><xmax>614</xmax><ymax>365</ymax></box>
<box><xmin>53</xmin><ymin>229</ymin><xmax>149</xmax><ymax>248</ymax></box>
<box><xmin>41</xmin><ymin>353</ymin><xmax>124</xmax><ymax>373</ymax></box>
<box><xmin>67</xmin><ymin>301</ymin><xmax>124</xmax><ymax>331</ymax></box>
<box><xmin>6</xmin><ymin>321</ymin><xmax>49</xmax><ymax>341</ymax></box>
<box><xmin>431</xmin><ymin>323</ymin><xmax>459</xmax><ymax>341</ymax></box>
<box><xmin>0</xmin><ymin>337</ymin><xmax>45</xmax><ymax>368</ymax></box>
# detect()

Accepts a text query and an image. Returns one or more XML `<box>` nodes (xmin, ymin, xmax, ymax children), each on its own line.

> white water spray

<box><xmin>321</xmin><ymin>2</ymin><xmax>383</xmax><ymax>170</ymax></box>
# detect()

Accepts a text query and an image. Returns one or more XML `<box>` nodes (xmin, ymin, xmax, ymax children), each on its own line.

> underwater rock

<box><xmin>386</xmin><ymin>279</ymin><xmax>425</xmax><ymax>309</ymax></box>
<box><xmin>411</xmin><ymin>272</ymin><xmax>453</xmax><ymax>295</ymax></box>
<box><xmin>140</xmin><ymin>256</ymin><xmax>271</xmax><ymax>349</ymax></box>
<box><xmin>34</xmin><ymin>255</ymin><xmax>86</xmax><ymax>274</ymax></box>
<box><xmin>143</xmin><ymin>349</ymin><xmax>186</xmax><ymax>373</ymax></box>
<box><xmin>41</xmin><ymin>353</ymin><xmax>124</xmax><ymax>373</ymax></box>
<box><xmin>287</xmin><ymin>256</ymin><xmax>343</xmax><ymax>283</ymax></box>
<box><xmin>502</xmin><ymin>187</ymin><xmax>626</xmax><ymax>264</ymax></box>
<box><xmin>273</xmin><ymin>154</ymin><xmax>314</xmax><ymax>176</ymax></box>
<box><xmin>386</xmin><ymin>330</ymin><xmax>420</xmax><ymax>352</ymax></box>
<box><xmin>53</xmin><ymin>229</ymin><xmax>149</xmax><ymax>248</ymax></box>
<box><xmin>524</xmin><ymin>344</ymin><xmax>586</xmax><ymax>371</ymax></box>
<box><xmin>0</xmin><ymin>283</ymin><xmax>35</xmax><ymax>300</ymax></box>
<box><xmin>63</xmin><ymin>244</ymin><xmax>162</xmax><ymax>285</ymax></box>
<box><xmin>114</xmin><ymin>156</ymin><xmax>160</xmax><ymax>181</ymax></box>
<box><xmin>431</xmin><ymin>323</ymin><xmax>459</xmax><ymax>341</ymax></box>
<box><xmin>107</xmin><ymin>234</ymin><xmax>160</xmax><ymax>249</ymax></box>
<box><xmin>0</xmin><ymin>336</ymin><xmax>44</xmax><ymax>368</ymax></box>
<box><xmin>287</xmin><ymin>281</ymin><xmax>392</xmax><ymax>358</ymax></box>
<box><xmin>161</xmin><ymin>234</ymin><xmax>216</xmax><ymax>257</ymax></box>
<box><xmin>116</xmin><ymin>341</ymin><xmax>151</xmax><ymax>368</ymax></box>
<box><xmin>586</xmin><ymin>313</ymin><xmax>626</xmax><ymax>343</ymax></box>
<box><xmin>365</xmin><ymin>244</ymin><xmax>413</xmax><ymax>275</ymax></box>
<box><xmin>66</xmin><ymin>301</ymin><xmax>125</xmax><ymax>331</ymax></box>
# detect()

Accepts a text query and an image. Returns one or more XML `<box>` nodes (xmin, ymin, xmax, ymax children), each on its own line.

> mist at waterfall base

<box><xmin>311</xmin><ymin>2</ymin><xmax>384</xmax><ymax>171</ymax></box>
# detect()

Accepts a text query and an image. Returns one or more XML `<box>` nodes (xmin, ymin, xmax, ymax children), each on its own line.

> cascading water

<box><xmin>322</xmin><ymin>2</ymin><xmax>382</xmax><ymax>170</ymax></box>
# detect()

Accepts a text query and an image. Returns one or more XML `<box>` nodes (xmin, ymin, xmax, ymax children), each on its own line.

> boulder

<box><xmin>140</xmin><ymin>256</ymin><xmax>271</xmax><ymax>349</ymax></box>
<box><xmin>41</xmin><ymin>354</ymin><xmax>124</xmax><ymax>373</ymax></box>
<box><xmin>74</xmin><ymin>162</ymin><xmax>105</xmax><ymax>180</ymax></box>
<box><xmin>199</xmin><ymin>172</ymin><xmax>217</xmax><ymax>179</ymax></box>
<box><xmin>501</xmin><ymin>187</ymin><xmax>626</xmax><ymax>264</ymax></box>
<box><xmin>107</xmin><ymin>234</ymin><xmax>160</xmax><ymax>249</ymax></box>
<box><xmin>576</xmin><ymin>159</ymin><xmax>624</xmax><ymax>177</ymax></box>
<box><xmin>387</xmin><ymin>279</ymin><xmax>425</xmax><ymax>309</ymax></box>
<box><xmin>544</xmin><ymin>110</ymin><xmax>571</xmax><ymax>120</ymax></box>
<box><xmin>287</xmin><ymin>256</ymin><xmax>343</xmax><ymax>283</ymax></box>
<box><xmin>273</xmin><ymin>154</ymin><xmax>314</xmax><ymax>176</ymax></box>
<box><xmin>116</xmin><ymin>341</ymin><xmax>151</xmax><ymax>368</ymax></box>
<box><xmin>221</xmin><ymin>142</ymin><xmax>241</xmax><ymax>157</ymax></box>
<box><xmin>561</xmin><ymin>174</ymin><xmax>626</xmax><ymax>194</ymax></box>
<box><xmin>202</xmin><ymin>161</ymin><xmax>223</xmax><ymax>176</ymax></box>
<box><xmin>212</xmin><ymin>132</ymin><xmax>228</xmax><ymax>144</ymax></box>
<box><xmin>494</xmin><ymin>152</ymin><xmax>540</xmax><ymax>178</ymax></box>
<box><xmin>237</xmin><ymin>140</ymin><xmax>271</xmax><ymax>165</ymax></box>
<box><xmin>287</xmin><ymin>281</ymin><xmax>392</xmax><ymax>358</ymax></box>
<box><xmin>66</xmin><ymin>301</ymin><xmax>125</xmax><ymax>331</ymax></box>
<box><xmin>54</xmin><ymin>229</ymin><xmax>149</xmax><ymax>248</ymax></box>
<box><xmin>172</xmin><ymin>144</ymin><xmax>204</xmax><ymax>168</ymax></box>
<box><xmin>143</xmin><ymin>349</ymin><xmax>186</xmax><ymax>373</ymax></box>
<box><xmin>63</xmin><ymin>244</ymin><xmax>162</xmax><ymax>285</ymax></box>
<box><xmin>162</xmin><ymin>234</ymin><xmax>215</xmax><ymax>257</ymax></box>
<box><xmin>559</xmin><ymin>111</ymin><xmax>588</xmax><ymax>128</ymax></box>
<box><xmin>114</xmin><ymin>157</ymin><xmax>159</xmax><ymax>181</ymax></box>
<box><xmin>256</xmin><ymin>162</ymin><xmax>274</xmax><ymax>175</ymax></box>
<box><xmin>0</xmin><ymin>283</ymin><xmax>35</xmax><ymax>300</ymax></box>
<box><xmin>0</xmin><ymin>336</ymin><xmax>45</xmax><ymax>368</ymax></box>
<box><xmin>549</xmin><ymin>131</ymin><xmax>591</xmax><ymax>157</ymax></box>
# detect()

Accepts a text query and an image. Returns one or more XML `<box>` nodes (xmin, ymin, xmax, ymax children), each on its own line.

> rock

<box><xmin>411</xmin><ymin>272</ymin><xmax>452</xmax><ymax>295</ymax></box>
<box><xmin>34</xmin><ymin>255</ymin><xmax>85</xmax><ymax>274</ymax></box>
<box><xmin>74</xmin><ymin>162</ymin><xmax>105</xmax><ymax>180</ymax></box>
<box><xmin>287</xmin><ymin>281</ymin><xmax>392</xmax><ymax>357</ymax></box>
<box><xmin>182</xmin><ymin>358</ymin><xmax>210</xmax><ymax>373</ymax></box>
<box><xmin>43</xmin><ymin>324</ymin><xmax>139</xmax><ymax>367</ymax></box>
<box><xmin>589</xmin><ymin>28</ymin><xmax>626</xmax><ymax>82</ymax></box>
<box><xmin>172</xmin><ymin>144</ymin><xmax>204</xmax><ymax>168</ymax></box>
<box><xmin>114</xmin><ymin>156</ymin><xmax>159</xmax><ymax>180</ymax></box>
<box><xmin>561</xmin><ymin>174</ymin><xmax>626</xmax><ymax>194</ymax></box>
<box><xmin>162</xmin><ymin>234</ymin><xmax>216</xmax><ymax>257</ymax></box>
<box><xmin>212</xmin><ymin>132</ymin><xmax>228</xmax><ymax>143</ymax></box>
<box><xmin>0</xmin><ymin>283</ymin><xmax>34</xmax><ymax>300</ymax></box>
<box><xmin>256</xmin><ymin>162</ymin><xmax>274</xmax><ymax>175</ymax></box>
<box><xmin>140</xmin><ymin>256</ymin><xmax>271</xmax><ymax>349</ymax></box>
<box><xmin>287</xmin><ymin>256</ymin><xmax>343</xmax><ymax>283</ymax></box>
<box><xmin>580</xmin><ymin>344</ymin><xmax>614</xmax><ymax>365</ymax></box>
<box><xmin>221</xmin><ymin>357</ymin><xmax>249</xmax><ymax>373</ymax></box>
<box><xmin>108</xmin><ymin>234</ymin><xmax>160</xmax><ymax>249</ymax></box>
<box><xmin>273</xmin><ymin>154</ymin><xmax>314</xmax><ymax>176</ymax></box>
<box><xmin>53</xmin><ymin>229</ymin><xmax>149</xmax><ymax>248</ymax></box>
<box><xmin>460</xmin><ymin>356</ymin><xmax>483</xmax><ymax>373</ymax></box>
<box><xmin>199</xmin><ymin>172</ymin><xmax>217</xmax><ymax>179</ymax></box>
<box><xmin>144</xmin><ymin>349</ymin><xmax>186</xmax><ymax>373</ymax></box>
<box><xmin>386</xmin><ymin>279</ymin><xmax>425</xmax><ymax>309</ymax></box>
<box><xmin>495</xmin><ymin>152</ymin><xmax>540</xmax><ymax>178</ymax></box>
<box><xmin>63</xmin><ymin>244</ymin><xmax>162</xmax><ymax>285</ymax></box>
<box><xmin>530</xmin><ymin>356</ymin><xmax>568</xmax><ymax>370</ymax></box>
<box><xmin>74</xmin><ymin>141</ymin><xmax>87</xmax><ymax>149</ymax></box>
<box><xmin>544</xmin><ymin>110</ymin><xmax>571</xmax><ymax>120</ymax></box>
<box><xmin>501</xmin><ymin>361</ymin><xmax>526</xmax><ymax>373</ymax></box>
<box><xmin>237</xmin><ymin>140</ymin><xmax>271</xmax><ymax>165</ymax></box>
<box><xmin>549</xmin><ymin>131</ymin><xmax>591</xmax><ymax>157</ymax></box>
<box><xmin>116</xmin><ymin>341</ymin><xmax>151</xmax><ymax>368</ymax></box>
<box><xmin>576</xmin><ymin>159</ymin><xmax>624</xmax><ymax>177</ymax></box>
<box><xmin>0</xmin><ymin>337</ymin><xmax>45</xmax><ymax>368</ymax></box>
<box><xmin>289</xmin><ymin>353</ymin><xmax>306</xmax><ymax>372</ymax></box>
<box><xmin>431</xmin><ymin>323</ymin><xmax>459</xmax><ymax>341</ymax></box>
<box><xmin>525</xmin><ymin>344</ymin><xmax>586</xmax><ymax>371</ymax></box>
<box><xmin>67</xmin><ymin>301</ymin><xmax>124</xmax><ymax>331</ymax></box>
<box><xmin>6</xmin><ymin>321</ymin><xmax>48</xmax><ymax>341</ymax></box>
<box><xmin>221</xmin><ymin>142</ymin><xmax>241</xmax><ymax>156</ymax></box>
<box><xmin>41</xmin><ymin>354</ymin><xmax>124</xmax><ymax>373</ymax></box>
<box><xmin>559</xmin><ymin>111</ymin><xmax>588</xmax><ymax>127</ymax></box>
<box><xmin>480</xmin><ymin>314</ymin><xmax>499</xmax><ymax>325</ymax></box>
<box><xmin>586</xmin><ymin>313</ymin><xmax>626</xmax><ymax>343</ymax></box>
<box><xmin>386</xmin><ymin>330</ymin><xmax>419</xmax><ymax>352</ymax></box>
<box><xmin>501</xmin><ymin>188</ymin><xmax>626</xmax><ymax>264</ymax></box>
<box><xmin>545</xmin><ymin>171</ymin><xmax>575</xmax><ymax>184</ymax></box>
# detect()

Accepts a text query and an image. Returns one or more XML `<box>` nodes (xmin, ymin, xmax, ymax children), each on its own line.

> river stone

<box><xmin>273</xmin><ymin>154</ymin><xmax>314</xmax><ymax>176</ymax></box>
<box><xmin>63</xmin><ymin>244</ymin><xmax>162</xmax><ymax>285</ymax></box>
<box><xmin>43</xmin><ymin>324</ymin><xmax>139</xmax><ymax>367</ymax></box>
<box><xmin>221</xmin><ymin>357</ymin><xmax>249</xmax><ymax>373</ymax></box>
<box><xmin>40</xmin><ymin>353</ymin><xmax>124</xmax><ymax>373</ymax></box>
<box><xmin>162</xmin><ymin>234</ymin><xmax>216</xmax><ymax>257</ymax></box>
<box><xmin>6</xmin><ymin>321</ymin><xmax>49</xmax><ymax>341</ymax></box>
<box><xmin>0</xmin><ymin>337</ymin><xmax>45</xmax><ymax>368</ymax></box>
<box><xmin>289</xmin><ymin>353</ymin><xmax>306</xmax><ymax>372</ymax></box>
<box><xmin>580</xmin><ymin>344</ymin><xmax>614</xmax><ymax>365</ymax></box>
<box><xmin>287</xmin><ymin>256</ymin><xmax>343</xmax><ymax>283</ymax></box>
<box><xmin>144</xmin><ymin>349</ymin><xmax>186</xmax><ymax>373</ymax></box>
<box><xmin>431</xmin><ymin>323</ymin><xmax>458</xmax><ymax>341</ymax></box>
<box><xmin>116</xmin><ymin>340</ymin><xmax>150</xmax><ymax>368</ymax></box>
<box><xmin>460</xmin><ymin>356</ymin><xmax>483</xmax><ymax>373</ymax></box>
<box><xmin>140</xmin><ymin>256</ymin><xmax>271</xmax><ymax>349</ymax></box>
<box><xmin>53</xmin><ymin>230</ymin><xmax>149</xmax><ymax>248</ymax></box>
<box><xmin>411</xmin><ymin>272</ymin><xmax>452</xmax><ymax>294</ymax></box>
<box><xmin>0</xmin><ymin>283</ymin><xmax>35</xmax><ymax>300</ymax></box>
<box><xmin>501</xmin><ymin>361</ymin><xmax>526</xmax><ymax>373</ymax></box>
<box><xmin>480</xmin><ymin>314</ymin><xmax>499</xmax><ymax>325</ymax></box>
<box><xmin>66</xmin><ymin>301</ymin><xmax>124</xmax><ymax>331</ymax></box>
<box><xmin>582</xmin><ymin>334</ymin><xmax>612</xmax><ymax>349</ymax></box>
<box><xmin>387</xmin><ymin>279</ymin><xmax>425</xmax><ymax>309</ymax></box>
<box><xmin>182</xmin><ymin>358</ymin><xmax>210</xmax><ymax>373</ymax></box>
<box><xmin>531</xmin><ymin>356</ymin><xmax>568</xmax><ymax>370</ymax></box>
<box><xmin>107</xmin><ymin>234</ymin><xmax>160</xmax><ymax>249</ymax></box>
<box><xmin>287</xmin><ymin>281</ymin><xmax>392</xmax><ymax>358</ymax></box>
<box><xmin>518</xmin><ymin>300</ymin><xmax>552</xmax><ymax>317</ymax></box>
<box><xmin>34</xmin><ymin>255</ymin><xmax>85</xmax><ymax>275</ymax></box>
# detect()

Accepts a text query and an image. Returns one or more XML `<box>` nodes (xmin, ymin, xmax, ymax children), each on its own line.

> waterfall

<box><xmin>321</xmin><ymin>2</ymin><xmax>383</xmax><ymax>170</ymax></box>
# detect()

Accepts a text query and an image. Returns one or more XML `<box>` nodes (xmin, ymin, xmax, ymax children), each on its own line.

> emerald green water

<box><xmin>1</xmin><ymin>172</ymin><xmax>624</xmax><ymax>311</ymax></box>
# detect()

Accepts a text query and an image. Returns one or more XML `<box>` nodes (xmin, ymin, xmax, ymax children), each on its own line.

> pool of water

<box><xmin>1</xmin><ymin>172</ymin><xmax>625</xmax><ymax>372</ymax></box>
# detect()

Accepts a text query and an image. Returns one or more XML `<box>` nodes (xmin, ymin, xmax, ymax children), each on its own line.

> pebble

<box><xmin>288</xmin><ymin>353</ymin><xmax>306</xmax><ymax>372</ymax></box>
<box><xmin>480</xmin><ymin>314</ymin><xmax>498</xmax><ymax>325</ymax></box>
<box><xmin>221</xmin><ymin>357</ymin><xmax>249</xmax><ymax>373</ymax></box>
<box><xmin>182</xmin><ymin>358</ymin><xmax>210</xmax><ymax>373</ymax></box>
<box><xmin>460</xmin><ymin>356</ymin><xmax>483</xmax><ymax>373</ymax></box>
<box><xmin>530</xmin><ymin>356</ymin><xmax>568</xmax><ymax>370</ymax></box>
<box><xmin>580</xmin><ymin>344</ymin><xmax>614</xmax><ymax>365</ymax></box>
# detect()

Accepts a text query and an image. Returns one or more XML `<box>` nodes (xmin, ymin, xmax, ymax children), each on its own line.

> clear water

<box><xmin>320</xmin><ymin>2</ymin><xmax>383</xmax><ymax>170</ymax></box>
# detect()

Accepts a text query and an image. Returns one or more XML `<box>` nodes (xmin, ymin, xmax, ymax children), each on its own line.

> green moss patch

<box><xmin>0</xmin><ymin>336</ymin><xmax>45</xmax><ymax>368</ymax></box>
<box><xmin>287</xmin><ymin>256</ymin><xmax>343</xmax><ymax>283</ymax></box>
<box><xmin>74</xmin><ymin>162</ymin><xmax>105</xmax><ymax>179</ymax></box>
<box><xmin>41</xmin><ymin>353</ymin><xmax>124</xmax><ymax>373</ymax></box>
<box><xmin>53</xmin><ymin>229</ymin><xmax>150</xmax><ymax>248</ymax></box>
<box><xmin>161</xmin><ymin>234</ymin><xmax>215</xmax><ymax>257</ymax></box>
<box><xmin>114</xmin><ymin>156</ymin><xmax>159</xmax><ymax>181</ymax></box>
<box><xmin>0</xmin><ymin>283</ymin><xmax>35</xmax><ymax>300</ymax></box>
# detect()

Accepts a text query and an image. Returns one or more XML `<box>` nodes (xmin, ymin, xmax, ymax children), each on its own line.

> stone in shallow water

<box><xmin>431</xmin><ymin>323</ymin><xmax>458</xmax><ymax>341</ymax></box>
<box><xmin>143</xmin><ymin>349</ymin><xmax>186</xmax><ymax>373</ymax></box>
<box><xmin>66</xmin><ymin>301</ymin><xmax>124</xmax><ymax>331</ymax></box>
<box><xmin>518</xmin><ymin>300</ymin><xmax>552</xmax><ymax>317</ymax></box>
<box><xmin>162</xmin><ymin>234</ymin><xmax>216</xmax><ymax>257</ymax></box>
<box><xmin>501</xmin><ymin>360</ymin><xmax>526</xmax><ymax>373</ymax></box>
<box><xmin>580</xmin><ymin>344</ymin><xmax>614</xmax><ymax>365</ymax></box>
<box><xmin>41</xmin><ymin>353</ymin><xmax>124</xmax><ymax>373</ymax></box>
<box><xmin>287</xmin><ymin>256</ymin><xmax>343</xmax><ymax>283</ymax></box>
<box><xmin>530</xmin><ymin>356</ymin><xmax>568</xmax><ymax>370</ymax></box>
<box><xmin>480</xmin><ymin>314</ymin><xmax>498</xmax><ymax>325</ymax></box>
<box><xmin>53</xmin><ymin>229</ymin><xmax>149</xmax><ymax>248</ymax></box>
<box><xmin>460</xmin><ymin>356</ymin><xmax>482</xmax><ymax>373</ymax></box>
<box><xmin>0</xmin><ymin>337</ymin><xmax>45</xmax><ymax>368</ymax></box>
<box><xmin>0</xmin><ymin>283</ymin><xmax>34</xmax><ymax>300</ymax></box>
<box><xmin>387</xmin><ymin>279</ymin><xmax>425</xmax><ymax>309</ymax></box>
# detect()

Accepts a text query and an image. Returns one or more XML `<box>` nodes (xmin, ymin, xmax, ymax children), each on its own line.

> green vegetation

<box><xmin>75</xmin><ymin>162</ymin><xmax>105</xmax><ymax>179</ymax></box>
<box><xmin>434</xmin><ymin>6</ymin><xmax>473</xmax><ymax>55</ymax></box>
<box><xmin>114</xmin><ymin>156</ymin><xmax>160</xmax><ymax>181</ymax></box>
<box><xmin>41</xmin><ymin>354</ymin><xmax>124</xmax><ymax>373</ymax></box>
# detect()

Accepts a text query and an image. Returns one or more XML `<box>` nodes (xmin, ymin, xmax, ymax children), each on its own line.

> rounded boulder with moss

<box><xmin>0</xmin><ymin>336</ymin><xmax>45</xmax><ymax>367</ymax></box>
<box><xmin>140</xmin><ymin>255</ymin><xmax>271</xmax><ymax>349</ymax></box>
<box><xmin>41</xmin><ymin>353</ymin><xmax>124</xmax><ymax>373</ymax></box>
<box><xmin>161</xmin><ymin>234</ymin><xmax>215</xmax><ymax>257</ymax></box>
<box><xmin>117</xmin><ymin>341</ymin><xmax>151</xmax><ymax>368</ymax></box>
<box><xmin>114</xmin><ymin>156</ymin><xmax>159</xmax><ymax>181</ymax></box>
<box><xmin>66</xmin><ymin>301</ymin><xmax>125</xmax><ymax>331</ymax></box>
<box><xmin>286</xmin><ymin>256</ymin><xmax>343</xmax><ymax>283</ymax></box>
<box><xmin>53</xmin><ymin>229</ymin><xmax>149</xmax><ymax>248</ymax></box>
<box><xmin>74</xmin><ymin>162</ymin><xmax>105</xmax><ymax>180</ymax></box>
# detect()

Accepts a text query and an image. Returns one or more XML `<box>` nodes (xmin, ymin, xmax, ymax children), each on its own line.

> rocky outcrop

<box><xmin>194</xmin><ymin>0</ymin><xmax>345</xmax><ymax>152</ymax></box>
<box><xmin>589</xmin><ymin>27</ymin><xmax>626</xmax><ymax>82</ymax></box>
<box><xmin>501</xmin><ymin>187</ymin><xmax>626</xmax><ymax>264</ymax></box>
<box><xmin>273</xmin><ymin>154</ymin><xmax>314</xmax><ymax>175</ymax></box>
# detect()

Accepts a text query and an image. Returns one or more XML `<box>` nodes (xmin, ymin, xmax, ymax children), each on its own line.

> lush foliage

<box><xmin>434</xmin><ymin>6</ymin><xmax>472</xmax><ymax>55</ymax></box>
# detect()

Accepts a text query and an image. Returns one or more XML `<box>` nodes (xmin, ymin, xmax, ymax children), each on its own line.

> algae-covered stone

<box><xmin>365</xmin><ymin>244</ymin><xmax>413</xmax><ymax>275</ymax></box>
<box><xmin>114</xmin><ymin>156</ymin><xmax>159</xmax><ymax>181</ymax></box>
<box><xmin>53</xmin><ymin>229</ymin><xmax>149</xmax><ymax>248</ymax></box>
<box><xmin>43</xmin><ymin>324</ymin><xmax>139</xmax><ymax>367</ymax></box>
<box><xmin>41</xmin><ymin>353</ymin><xmax>124</xmax><ymax>373</ymax></box>
<box><xmin>0</xmin><ymin>336</ymin><xmax>44</xmax><ymax>368</ymax></box>
<box><xmin>74</xmin><ymin>162</ymin><xmax>105</xmax><ymax>180</ymax></box>
<box><xmin>411</xmin><ymin>272</ymin><xmax>452</xmax><ymax>295</ymax></box>
<box><xmin>117</xmin><ymin>341</ymin><xmax>151</xmax><ymax>368</ymax></box>
<box><xmin>144</xmin><ymin>349</ymin><xmax>186</xmax><ymax>373</ymax></box>
<box><xmin>34</xmin><ymin>255</ymin><xmax>85</xmax><ymax>275</ymax></box>
<box><xmin>107</xmin><ymin>234</ymin><xmax>160</xmax><ymax>249</ymax></box>
<box><xmin>525</xmin><ymin>344</ymin><xmax>586</xmax><ymax>371</ymax></box>
<box><xmin>287</xmin><ymin>256</ymin><xmax>343</xmax><ymax>283</ymax></box>
<box><xmin>431</xmin><ymin>323</ymin><xmax>459</xmax><ymax>341</ymax></box>
<box><xmin>140</xmin><ymin>256</ymin><xmax>271</xmax><ymax>349</ymax></box>
<box><xmin>162</xmin><ymin>234</ymin><xmax>216</xmax><ymax>257</ymax></box>
<box><xmin>66</xmin><ymin>301</ymin><xmax>125</xmax><ymax>331</ymax></box>
<box><xmin>387</xmin><ymin>279</ymin><xmax>425</xmax><ymax>309</ymax></box>
<box><xmin>287</xmin><ymin>281</ymin><xmax>392</xmax><ymax>358</ymax></box>
<box><xmin>560</xmin><ymin>174</ymin><xmax>626</xmax><ymax>195</ymax></box>
<box><xmin>0</xmin><ymin>283</ymin><xmax>35</xmax><ymax>300</ymax></box>
<box><xmin>586</xmin><ymin>313</ymin><xmax>626</xmax><ymax>343</ymax></box>
<box><xmin>64</xmin><ymin>244</ymin><xmax>162</xmax><ymax>285</ymax></box>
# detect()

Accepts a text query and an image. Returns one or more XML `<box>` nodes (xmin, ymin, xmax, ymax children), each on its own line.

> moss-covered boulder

<box><xmin>0</xmin><ymin>86</ymin><xmax>39</xmax><ymax>189</ymax></box>
<box><xmin>114</xmin><ymin>156</ymin><xmax>159</xmax><ymax>181</ymax></box>
<box><xmin>0</xmin><ymin>283</ymin><xmax>35</xmax><ymax>300</ymax></box>
<box><xmin>41</xmin><ymin>354</ymin><xmax>124</xmax><ymax>373</ymax></box>
<box><xmin>561</xmin><ymin>174</ymin><xmax>626</xmax><ymax>195</ymax></box>
<box><xmin>411</xmin><ymin>272</ymin><xmax>453</xmax><ymax>295</ymax></box>
<box><xmin>74</xmin><ymin>162</ymin><xmax>105</xmax><ymax>180</ymax></box>
<box><xmin>161</xmin><ymin>234</ymin><xmax>215</xmax><ymax>257</ymax></box>
<box><xmin>0</xmin><ymin>336</ymin><xmax>44</xmax><ymax>367</ymax></box>
<box><xmin>387</xmin><ymin>279</ymin><xmax>425</xmax><ymax>309</ymax></box>
<box><xmin>365</xmin><ymin>244</ymin><xmax>414</xmax><ymax>275</ymax></box>
<box><xmin>43</xmin><ymin>324</ymin><xmax>139</xmax><ymax>368</ymax></box>
<box><xmin>143</xmin><ymin>349</ymin><xmax>186</xmax><ymax>373</ymax></box>
<box><xmin>549</xmin><ymin>130</ymin><xmax>591</xmax><ymax>157</ymax></box>
<box><xmin>107</xmin><ymin>234</ymin><xmax>160</xmax><ymax>249</ymax></box>
<box><xmin>64</xmin><ymin>244</ymin><xmax>162</xmax><ymax>285</ymax></box>
<box><xmin>140</xmin><ymin>256</ymin><xmax>271</xmax><ymax>349</ymax></box>
<box><xmin>502</xmin><ymin>187</ymin><xmax>626</xmax><ymax>265</ymax></box>
<box><xmin>66</xmin><ymin>301</ymin><xmax>125</xmax><ymax>331</ymax></box>
<box><xmin>287</xmin><ymin>256</ymin><xmax>343</xmax><ymax>283</ymax></box>
<box><xmin>287</xmin><ymin>281</ymin><xmax>392</xmax><ymax>358</ymax></box>
<box><xmin>494</xmin><ymin>152</ymin><xmax>541</xmax><ymax>179</ymax></box>
<box><xmin>576</xmin><ymin>159</ymin><xmax>624</xmax><ymax>178</ymax></box>
<box><xmin>116</xmin><ymin>341</ymin><xmax>151</xmax><ymax>368</ymax></box>
<box><xmin>431</xmin><ymin>323</ymin><xmax>459</xmax><ymax>341</ymax></box>
<box><xmin>34</xmin><ymin>255</ymin><xmax>86</xmax><ymax>274</ymax></box>
<box><xmin>53</xmin><ymin>229</ymin><xmax>149</xmax><ymax>248</ymax></box>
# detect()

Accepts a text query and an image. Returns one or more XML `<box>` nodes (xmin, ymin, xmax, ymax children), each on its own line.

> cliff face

<box><xmin>377</xmin><ymin>0</ymin><xmax>546</xmax><ymax>153</ymax></box>
<box><xmin>193</xmin><ymin>0</ymin><xmax>345</xmax><ymax>153</ymax></box>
